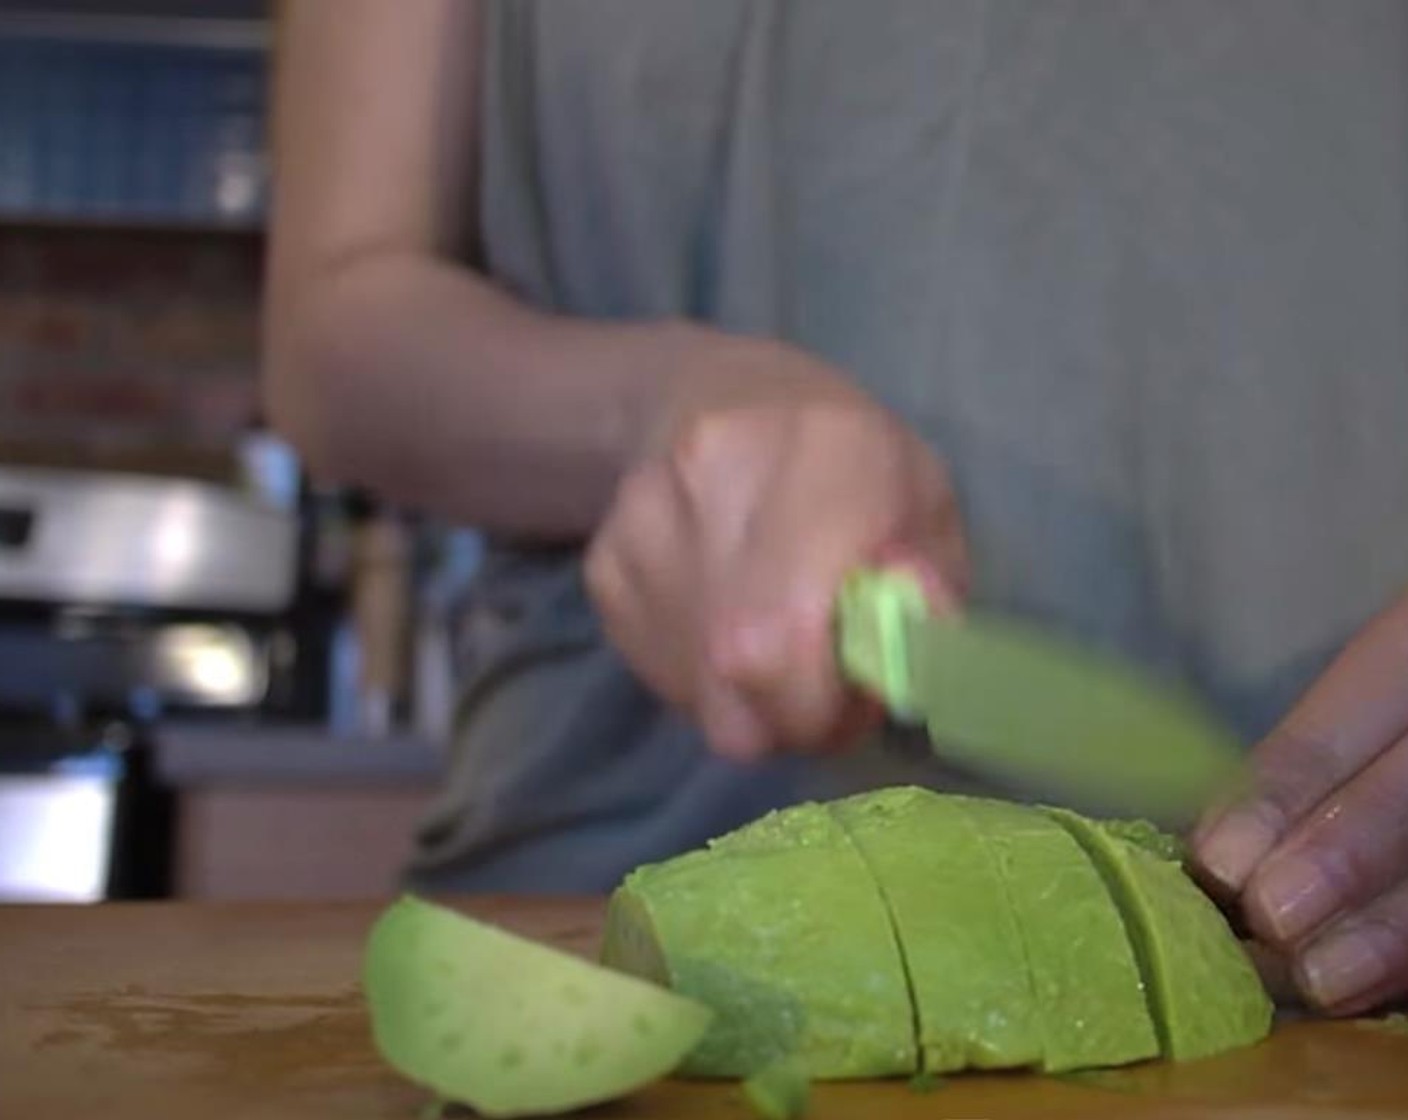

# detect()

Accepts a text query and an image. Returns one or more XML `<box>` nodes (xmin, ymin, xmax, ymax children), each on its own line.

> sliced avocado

<box><xmin>704</xmin><ymin>800</ymin><xmax>844</xmax><ymax>855</ymax></box>
<box><xmin>741</xmin><ymin>1056</ymin><xmax>811</xmax><ymax>1119</ymax></box>
<box><xmin>363</xmin><ymin>895</ymin><xmax>711</xmax><ymax>1119</ymax></box>
<box><xmin>1096</xmin><ymin>817</ymin><xmax>1187</xmax><ymax>863</ymax></box>
<box><xmin>601</xmin><ymin>802</ymin><xmax>916</xmax><ymax>1079</ymax></box>
<box><xmin>1043</xmin><ymin>807</ymin><xmax>1273</xmax><ymax>1061</ymax></box>
<box><xmin>829</xmin><ymin>786</ymin><xmax>1042</xmax><ymax>1072</ymax></box>
<box><xmin>957</xmin><ymin>796</ymin><xmax>1159</xmax><ymax>1073</ymax></box>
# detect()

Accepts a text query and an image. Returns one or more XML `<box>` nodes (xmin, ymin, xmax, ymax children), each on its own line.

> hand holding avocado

<box><xmin>1194</xmin><ymin>588</ymin><xmax>1408</xmax><ymax>1015</ymax></box>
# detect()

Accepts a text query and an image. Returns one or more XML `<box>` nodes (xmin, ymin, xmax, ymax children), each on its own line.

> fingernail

<box><xmin>1299</xmin><ymin>930</ymin><xmax>1389</xmax><ymax>1009</ymax></box>
<box><xmin>1197</xmin><ymin>807</ymin><xmax>1280</xmax><ymax>892</ymax></box>
<box><xmin>1253</xmin><ymin>856</ymin><xmax>1338</xmax><ymax>944</ymax></box>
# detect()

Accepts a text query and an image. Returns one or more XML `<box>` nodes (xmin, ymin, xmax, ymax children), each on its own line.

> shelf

<box><xmin>0</xmin><ymin>211</ymin><xmax>264</xmax><ymax>236</ymax></box>
<box><xmin>0</xmin><ymin>25</ymin><xmax>270</xmax><ymax>228</ymax></box>
<box><xmin>0</xmin><ymin>11</ymin><xmax>269</xmax><ymax>51</ymax></box>
<box><xmin>154</xmin><ymin>722</ymin><xmax>445</xmax><ymax>788</ymax></box>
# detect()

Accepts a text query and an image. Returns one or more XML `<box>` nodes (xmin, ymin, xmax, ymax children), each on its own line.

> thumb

<box><xmin>870</xmin><ymin>533</ymin><xmax>968</xmax><ymax>616</ymax></box>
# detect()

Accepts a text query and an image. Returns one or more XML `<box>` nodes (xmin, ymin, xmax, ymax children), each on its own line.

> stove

<box><xmin>0</xmin><ymin>466</ymin><xmax>299</xmax><ymax>902</ymax></box>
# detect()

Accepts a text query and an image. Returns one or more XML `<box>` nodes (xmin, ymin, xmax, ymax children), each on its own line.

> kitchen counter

<box><xmin>3</xmin><ymin>897</ymin><xmax>1408</xmax><ymax>1120</ymax></box>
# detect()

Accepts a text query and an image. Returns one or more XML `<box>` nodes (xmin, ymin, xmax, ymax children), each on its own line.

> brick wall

<box><xmin>0</xmin><ymin>224</ymin><xmax>263</xmax><ymax>478</ymax></box>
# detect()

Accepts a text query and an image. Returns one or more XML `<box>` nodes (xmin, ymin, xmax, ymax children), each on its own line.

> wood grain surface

<box><xmin>2</xmin><ymin>896</ymin><xmax>1407</xmax><ymax>1120</ymax></box>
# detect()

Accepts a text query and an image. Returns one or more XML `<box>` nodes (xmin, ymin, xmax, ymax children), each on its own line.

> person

<box><xmin>262</xmin><ymin>0</ymin><xmax>1408</xmax><ymax>1017</ymax></box>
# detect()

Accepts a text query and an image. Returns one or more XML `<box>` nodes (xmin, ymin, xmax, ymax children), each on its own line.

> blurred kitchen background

<box><xmin>0</xmin><ymin>0</ymin><xmax>474</xmax><ymax>904</ymax></box>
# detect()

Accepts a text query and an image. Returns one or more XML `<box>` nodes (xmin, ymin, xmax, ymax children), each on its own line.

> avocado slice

<box><xmin>363</xmin><ymin>895</ymin><xmax>712</xmax><ymax>1118</ymax></box>
<box><xmin>1097</xmin><ymin>817</ymin><xmax>1188</xmax><ymax>863</ymax></box>
<box><xmin>829</xmin><ymin>786</ymin><xmax>1042</xmax><ymax>1072</ymax></box>
<box><xmin>956</xmin><ymin>796</ymin><xmax>1160</xmax><ymax>1072</ymax></box>
<box><xmin>741</xmin><ymin>1057</ymin><xmax>811</xmax><ymax>1119</ymax></box>
<box><xmin>703</xmin><ymin>800</ymin><xmax>845</xmax><ymax>855</ymax></box>
<box><xmin>601</xmin><ymin>802</ymin><xmax>916</xmax><ymax>1079</ymax></box>
<box><xmin>1043</xmin><ymin>808</ymin><xmax>1273</xmax><ymax>1061</ymax></box>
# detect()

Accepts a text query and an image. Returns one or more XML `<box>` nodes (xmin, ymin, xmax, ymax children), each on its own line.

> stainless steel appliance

<box><xmin>0</xmin><ymin>466</ymin><xmax>297</xmax><ymax>902</ymax></box>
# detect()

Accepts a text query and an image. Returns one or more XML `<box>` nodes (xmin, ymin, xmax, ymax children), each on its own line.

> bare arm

<box><xmin>263</xmin><ymin>0</ymin><xmax>713</xmax><ymax>540</ymax></box>
<box><xmin>264</xmin><ymin>1</ymin><xmax>972</xmax><ymax>761</ymax></box>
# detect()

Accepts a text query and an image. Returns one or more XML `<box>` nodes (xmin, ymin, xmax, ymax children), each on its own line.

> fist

<box><xmin>586</xmin><ymin>337</ymin><xmax>968</xmax><ymax>761</ymax></box>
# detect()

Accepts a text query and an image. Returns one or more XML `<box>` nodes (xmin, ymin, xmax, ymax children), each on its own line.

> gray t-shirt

<box><xmin>405</xmin><ymin>0</ymin><xmax>1408</xmax><ymax>893</ymax></box>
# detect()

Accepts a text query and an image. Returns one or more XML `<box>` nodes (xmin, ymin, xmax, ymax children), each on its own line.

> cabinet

<box><xmin>0</xmin><ymin>5</ymin><xmax>270</xmax><ymax>228</ymax></box>
<box><xmin>157</xmin><ymin>725</ymin><xmax>444</xmax><ymax>900</ymax></box>
<box><xmin>174</xmin><ymin>784</ymin><xmax>436</xmax><ymax>900</ymax></box>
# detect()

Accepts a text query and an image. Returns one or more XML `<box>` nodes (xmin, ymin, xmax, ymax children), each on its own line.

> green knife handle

<box><xmin>834</xmin><ymin>567</ymin><xmax>929</xmax><ymax>723</ymax></box>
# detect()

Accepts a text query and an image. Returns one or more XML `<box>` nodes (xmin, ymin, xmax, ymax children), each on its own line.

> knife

<box><xmin>834</xmin><ymin>567</ymin><xmax>1249</xmax><ymax>825</ymax></box>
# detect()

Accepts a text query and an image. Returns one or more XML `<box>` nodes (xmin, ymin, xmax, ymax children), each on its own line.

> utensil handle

<box><xmin>835</xmin><ymin>566</ymin><xmax>930</xmax><ymax>722</ymax></box>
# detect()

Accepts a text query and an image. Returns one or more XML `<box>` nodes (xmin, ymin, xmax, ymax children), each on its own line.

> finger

<box><xmin>710</xmin><ymin>590</ymin><xmax>845</xmax><ymax>749</ymax></box>
<box><xmin>588</xmin><ymin>537</ymin><xmax>691</xmax><ymax>709</ymax></box>
<box><xmin>587</xmin><ymin>463</ymin><xmax>698</xmax><ymax>710</ymax></box>
<box><xmin>1242</xmin><ymin>728</ymin><xmax>1408</xmax><ymax>948</ymax></box>
<box><xmin>1243</xmin><ymin>941</ymin><xmax>1303</xmax><ymax>1010</ymax></box>
<box><xmin>668</xmin><ymin>404</ymin><xmax>783</xmax><ymax>557</ymax></box>
<box><xmin>709</xmin><ymin>413</ymin><xmax>915</xmax><ymax>747</ymax></box>
<box><xmin>875</xmin><ymin>500</ymin><xmax>969</xmax><ymax>612</ymax></box>
<box><xmin>813</xmin><ymin>692</ymin><xmax>887</xmax><ymax>753</ymax></box>
<box><xmin>1193</xmin><ymin>589</ymin><xmax>1408</xmax><ymax>893</ymax></box>
<box><xmin>899</xmin><ymin>452</ymin><xmax>972</xmax><ymax>607</ymax></box>
<box><xmin>1293</xmin><ymin>874</ymin><xmax>1408</xmax><ymax>1015</ymax></box>
<box><xmin>662</xmin><ymin>432</ymin><xmax>787</xmax><ymax>761</ymax></box>
<box><xmin>696</xmin><ymin>672</ymin><xmax>772</xmax><ymax>762</ymax></box>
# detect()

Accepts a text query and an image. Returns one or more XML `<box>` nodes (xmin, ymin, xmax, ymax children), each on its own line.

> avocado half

<box><xmin>601</xmin><ymin>787</ymin><xmax>1272</xmax><ymax>1079</ymax></box>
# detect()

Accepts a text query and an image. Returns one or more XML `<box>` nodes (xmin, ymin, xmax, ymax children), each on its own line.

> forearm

<box><xmin>263</xmin><ymin>0</ymin><xmax>705</xmax><ymax>541</ymax></box>
<box><xmin>265</xmin><ymin>250</ymin><xmax>702</xmax><ymax>541</ymax></box>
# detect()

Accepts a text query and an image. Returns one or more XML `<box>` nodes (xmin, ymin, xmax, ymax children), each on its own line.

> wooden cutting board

<box><xmin>2</xmin><ymin>897</ymin><xmax>1406</xmax><ymax>1120</ymax></box>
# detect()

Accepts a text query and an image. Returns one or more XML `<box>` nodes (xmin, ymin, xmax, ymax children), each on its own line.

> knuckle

<box><xmin>1313</xmin><ymin>906</ymin><xmax>1408</xmax><ymax>1008</ymax></box>
<box><xmin>1242</xmin><ymin>795</ymin><xmax>1293</xmax><ymax>851</ymax></box>
<box><xmin>784</xmin><ymin>706</ymin><xmax>839</xmax><ymax>749</ymax></box>
<box><xmin>1357</xmin><ymin>908</ymin><xmax>1408</xmax><ymax>956</ymax></box>
<box><xmin>614</xmin><ymin>461</ymin><xmax>671</xmax><ymax>517</ymax></box>
<box><xmin>919</xmin><ymin>454</ymin><xmax>958</xmax><ymax>506</ymax></box>
<box><xmin>1287</xmin><ymin>841</ymin><xmax>1372</xmax><ymax>932</ymax></box>
<box><xmin>795</xmin><ymin>396</ymin><xmax>877</xmax><ymax>447</ymax></box>
<box><xmin>583</xmin><ymin>539</ymin><xmax>626</xmax><ymax>614</ymax></box>
<box><xmin>671</xmin><ymin>410</ymin><xmax>742</xmax><ymax>479</ymax></box>
<box><xmin>1251</xmin><ymin>724</ymin><xmax>1347</xmax><ymax>821</ymax></box>
<box><xmin>612</xmin><ymin>463</ymin><xmax>679</xmax><ymax>553</ymax></box>
<box><xmin>770</xmin><ymin>665</ymin><xmax>845</xmax><ymax>747</ymax></box>
<box><xmin>785</xmin><ymin>697</ymin><xmax>845</xmax><ymax>750</ymax></box>
<box><xmin>796</xmin><ymin>401</ymin><xmax>920</xmax><ymax>501</ymax></box>
<box><xmin>1306</xmin><ymin>788</ymin><xmax>1408</xmax><ymax>910</ymax></box>
<box><xmin>1323</xmin><ymin>841</ymin><xmax>1374</xmax><ymax>905</ymax></box>
<box><xmin>669</xmin><ymin>411</ymin><xmax>762</xmax><ymax>517</ymax></box>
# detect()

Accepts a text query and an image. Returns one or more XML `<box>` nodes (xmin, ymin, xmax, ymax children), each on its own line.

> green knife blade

<box><xmin>835</xmin><ymin>568</ymin><xmax>1247</xmax><ymax>824</ymax></box>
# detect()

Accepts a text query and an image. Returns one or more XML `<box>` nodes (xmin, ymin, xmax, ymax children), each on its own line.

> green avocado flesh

<box><xmin>741</xmin><ymin>1057</ymin><xmax>811</xmax><ymax>1120</ymax></box>
<box><xmin>601</xmin><ymin>788</ymin><xmax>1270</xmax><ymax>1082</ymax></box>
<box><xmin>361</xmin><ymin>790</ymin><xmax>1273</xmax><ymax>1116</ymax></box>
<box><xmin>1096</xmin><ymin>817</ymin><xmax>1188</xmax><ymax>863</ymax></box>
<box><xmin>600</xmin><ymin>802</ymin><xmax>916</xmax><ymax>1078</ymax></box>
<box><xmin>1044</xmin><ymin>807</ymin><xmax>1274</xmax><ymax>1061</ymax></box>
<box><xmin>956</xmin><ymin>796</ymin><xmax>1159</xmax><ymax>1072</ymax></box>
<box><xmin>829</xmin><ymin>787</ymin><xmax>1042</xmax><ymax>1072</ymax></box>
<box><xmin>363</xmin><ymin>895</ymin><xmax>712</xmax><ymax>1118</ymax></box>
